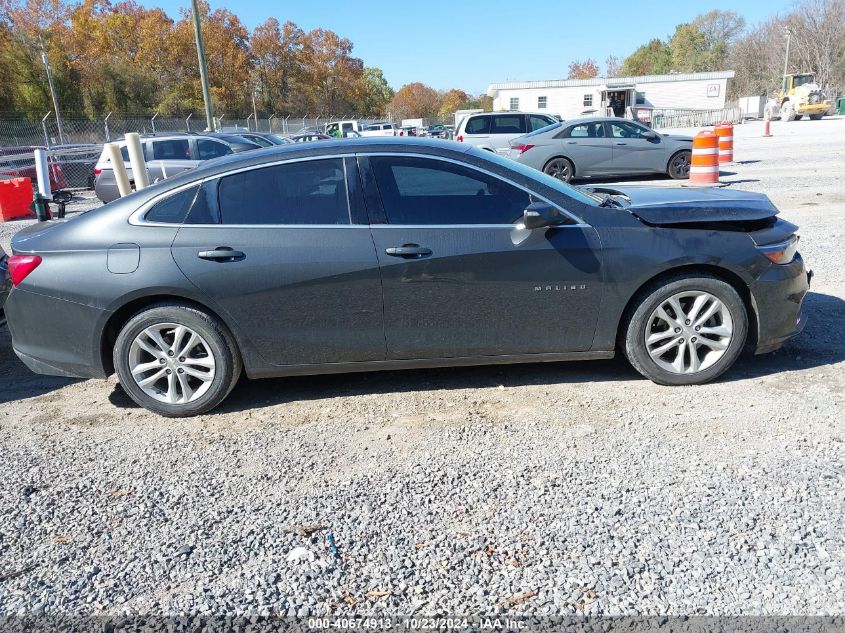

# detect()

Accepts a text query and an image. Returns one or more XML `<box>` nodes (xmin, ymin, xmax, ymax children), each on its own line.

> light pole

<box><xmin>190</xmin><ymin>0</ymin><xmax>215</xmax><ymax>131</ymax></box>
<box><xmin>39</xmin><ymin>35</ymin><xmax>64</xmax><ymax>144</ymax></box>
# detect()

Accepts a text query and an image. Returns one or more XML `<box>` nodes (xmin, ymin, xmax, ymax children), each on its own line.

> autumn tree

<box><xmin>605</xmin><ymin>55</ymin><xmax>622</xmax><ymax>77</ymax></box>
<box><xmin>387</xmin><ymin>82</ymin><xmax>439</xmax><ymax>119</ymax></box>
<box><xmin>567</xmin><ymin>58</ymin><xmax>599</xmax><ymax>79</ymax></box>
<box><xmin>436</xmin><ymin>88</ymin><xmax>469</xmax><ymax>119</ymax></box>
<box><xmin>620</xmin><ymin>39</ymin><xmax>672</xmax><ymax>76</ymax></box>
<box><xmin>298</xmin><ymin>28</ymin><xmax>364</xmax><ymax>115</ymax></box>
<box><xmin>251</xmin><ymin>18</ymin><xmax>304</xmax><ymax>115</ymax></box>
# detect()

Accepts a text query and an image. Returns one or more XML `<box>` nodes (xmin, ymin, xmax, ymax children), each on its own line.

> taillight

<box><xmin>511</xmin><ymin>144</ymin><xmax>535</xmax><ymax>155</ymax></box>
<box><xmin>93</xmin><ymin>168</ymin><xmax>102</xmax><ymax>175</ymax></box>
<box><xmin>8</xmin><ymin>255</ymin><xmax>42</xmax><ymax>286</ymax></box>
<box><xmin>758</xmin><ymin>235</ymin><xmax>799</xmax><ymax>264</ymax></box>
<box><xmin>456</xmin><ymin>135</ymin><xmax>463</xmax><ymax>142</ymax></box>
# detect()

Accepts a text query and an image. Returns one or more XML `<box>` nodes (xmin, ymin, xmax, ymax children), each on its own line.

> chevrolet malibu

<box><xmin>4</xmin><ymin>138</ymin><xmax>809</xmax><ymax>417</ymax></box>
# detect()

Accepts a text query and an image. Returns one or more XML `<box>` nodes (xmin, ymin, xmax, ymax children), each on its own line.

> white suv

<box><xmin>455</xmin><ymin>111</ymin><xmax>559</xmax><ymax>155</ymax></box>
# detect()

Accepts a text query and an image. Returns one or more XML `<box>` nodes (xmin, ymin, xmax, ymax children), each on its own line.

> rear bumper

<box><xmin>5</xmin><ymin>287</ymin><xmax>109</xmax><ymax>378</ymax></box>
<box><xmin>751</xmin><ymin>254</ymin><xmax>811</xmax><ymax>355</ymax></box>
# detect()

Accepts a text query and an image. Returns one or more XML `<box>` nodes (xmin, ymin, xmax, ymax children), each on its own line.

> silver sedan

<box><xmin>508</xmin><ymin>117</ymin><xmax>693</xmax><ymax>183</ymax></box>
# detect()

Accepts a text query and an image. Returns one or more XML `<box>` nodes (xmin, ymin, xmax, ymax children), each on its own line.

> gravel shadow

<box><xmin>0</xmin><ymin>328</ymin><xmax>80</xmax><ymax>404</ymax></box>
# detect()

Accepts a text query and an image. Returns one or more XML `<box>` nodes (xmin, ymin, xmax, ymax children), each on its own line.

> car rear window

<box><xmin>464</xmin><ymin>116</ymin><xmax>491</xmax><ymax>134</ymax></box>
<box><xmin>197</xmin><ymin>139</ymin><xmax>230</xmax><ymax>160</ymax></box>
<box><xmin>525</xmin><ymin>121</ymin><xmax>563</xmax><ymax>138</ymax></box>
<box><xmin>217</xmin><ymin>158</ymin><xmax>349</xmax><ymax>225</ymax></box>
<box><xmin>490</xmin><ymin>115</ymin><xmax>526</xmax><ymax>134</ymax></box>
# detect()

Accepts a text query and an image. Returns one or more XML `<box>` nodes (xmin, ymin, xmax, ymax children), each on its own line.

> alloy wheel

<box><xmin>128</xmin><ymin>323</ymin><xmax>216</xmax><ymax>404</ymax></box>
<box><xmin>670</xmin><ymin>152</ymin><xmax>691</xmax><ymax>179</ymax></box>
<box><xmin>545</xmin><ymin>159</ymin><xmax>572</xmax><ymax>182</ymax></box>
<box><xmin>645</xmin><ymin>291</ymin><xmax>734</xmax><ymax>374</ymax></box>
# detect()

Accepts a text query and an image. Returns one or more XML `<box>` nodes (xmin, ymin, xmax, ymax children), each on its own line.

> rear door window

<box><xmin>369</xmin><ymin>156</ymin><xmax>531</xmax><ymax>225</ymax></box>
<box><xmin>563</xmin><ymin>122</ymin><xmax>606</xmax><ymax>138</ymax></box>
<box><xmin>217</xmin><ymin>158</ymin><xmax>349</xmax><ymax>225</ymax></box>
<box><xmin>196</xmin><ymin>139</ymin><xmax>231</xmax><ymax>160</ymax></box>
<box><xmin>151</xmin><ymin>139</ymin><xmax>190</xmax><ymax>160</ymax></box>
<box><xmin>464</xmin><ymin>116</ymin><xmax>491</xmax><ymax>135</ymax></box>
<box><xmin>144</xmin><ymin>186</ymin><xmax>199</xmax><ymax>223</ymax></box>
<box><xmin>490</xmin><ymin>115</ymin><xmax>526</xmax><ymax>134</ymax></box>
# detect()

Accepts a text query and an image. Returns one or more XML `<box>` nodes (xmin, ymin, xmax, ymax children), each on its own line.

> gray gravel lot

<box><xmin>0</xmin><ymin>117</ymin><xmax>844</xmax><ymax>620</ymax></box>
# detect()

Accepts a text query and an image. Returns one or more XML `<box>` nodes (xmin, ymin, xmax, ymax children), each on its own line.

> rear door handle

<box><xmin>565</xmin><ymin>141</ymin><xmax>577</xmax><ymax>144</ymax></box>
<box><xmin>198</xmin><ymin>247</ymin><xmax>245</xmax><ymax>261</ymax></box>
<box><xmin>615</xmin><ymin>142</ymin><xmax>627</xmax><ymax>146</ymax></box>
<box><xmin>385</xmin><ymin>244</ymin><xmax>432</xmax><ymax>259</ymax></box>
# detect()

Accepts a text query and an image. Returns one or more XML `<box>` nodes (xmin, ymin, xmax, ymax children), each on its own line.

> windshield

<box><xmin>469</xmin><ymin>146</ymin><xmax>601</xmax><ymax>206</ymax></box>
<box><xmin>793</xmin><ymin>74</ymin><xmax>814</xmax><ymax>87</ymax></box>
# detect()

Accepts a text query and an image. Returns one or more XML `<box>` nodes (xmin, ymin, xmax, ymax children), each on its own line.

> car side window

<box><xmin>564</xmin><ymin>122</ymin><xmax>605</xmax><ymax>138</ymax></box>
<box><xmin>490</xmin><ymin>115</ymin><xmax>526</xmax><ymax>134</ymax></box>
<box><xmin>464</xmin><ymin>116</ymin><xmax>491</xmax><ymax>134</ymax></box>
<box><xmin>217</xmin><ymin>158</ymin><xmax>349</xmax><ymax>225</ymax></box>
<box><xmin>529</xmin><ymin>115</ymin><xmax>553</xmax><ymax>131</ymax></box>
<box><xmin>245</xmin><ymin>135</ymin><xmax>273</xmax><ymax>148</ymax></box>
<box><xmin>144</xmin><ymin>185</ymin><xmax>199</xmax><ymax>223</ymax></box>
<box><xmin>197</xmin><ymin>139</ymin><xmax>231</xmax><ymax>160</ymax></box>
<box><xmin>369</xmin><ymin>156</ymin><xmax>532</xmax><ymax>225</ymax></box>
<box><xmin>151</xmin><ymin>139</ymin><xmax>191</xmax><ymax>160</ymax></box>
<box><xmin>610</xmin><ymin>122</ymin><xmax>650</xmax><ymax>139</ymax></box>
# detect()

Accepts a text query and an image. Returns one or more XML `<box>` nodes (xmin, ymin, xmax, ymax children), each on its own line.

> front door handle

<box><xmin>385</xmin><ymin>244</ymin><xmax>432</xmax><ymax>259</ymax></box>
<box><xmin>614</xmin><ymin>142</ymin><xmax>627</xmax><ymax>146</ymax></box>
<box><xmin>198</xmin><ymin>247</ymin><xmax>245</xmax><ymax>261</ymax></box>
<box><xmin>566</xmin><ymin>141</ymin><xmax>577</xmax><ymax>144</ymax></box>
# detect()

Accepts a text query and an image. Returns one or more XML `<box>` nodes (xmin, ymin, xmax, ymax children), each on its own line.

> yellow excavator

<box><xmin>766</xmin><ymin>73</ymin><xmax>833</xmax><ymax>121</ymax></box>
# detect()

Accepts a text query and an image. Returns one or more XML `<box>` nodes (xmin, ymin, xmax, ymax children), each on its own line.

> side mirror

<box><xmin>644</xmin><ymin>130</ymin><xmax>659</xmax><ymax>140</ymax></box>
<box><xmin>520</xmin><ymin>202</ymin><xmax>566</xmax><ymax>229</ymax></box>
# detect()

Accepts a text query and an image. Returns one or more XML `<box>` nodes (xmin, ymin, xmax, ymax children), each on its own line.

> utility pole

<box><xmin>252</xmin><ymin>90</ymin><xmax>258</xmax><ymax>132</ymax></box>
<box><xmin>191</xmin><ymin>0</ymin><xmax>215</xmax><ymax>131</ymax></box>
<box><xmin>39</xmin><ymin>34</ymin><xmax>64</xmax><ymax>144</ymax></box>
<box><xmin>783</xmin><ymin>27</ymin><xmax>791</xmax><ymax>78</ymax></box>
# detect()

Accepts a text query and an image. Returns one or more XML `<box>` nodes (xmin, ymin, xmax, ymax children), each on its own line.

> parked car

<box><xmin>325</xmin><ymin>120</ymin><xmax>368</xmax><ymax>138</ymax></box>
<box><xmin>508</xmin><ymin>117</ymin><xmax>693</xmax><ymax>182</ymax></box>
<box><xmin>203</xmin><ymin>133</ymin><xmax>262</xmax><ymax>153</ymax></box>
<box><xmin>455</xmin><ymin>111</ymin><xmax>559</xmax><ymax>155</ymax></box>
<box><xmin>0</xmin><ymin>245</ymin><xmax>8</xmax><ymax>327</ymax></box>
<box><xmin>235</xmin><ymin>132</ymin><xmax>293</xmax><ymax>147</ymax></box>
<box><xmin>4</xmin><ymin>138</ymin><xmax>810</xmax><ymax>417</ymax></box>
<box><xmin>0</xmin><ymin>146</ymin><xmax>67</xmax><ymax>191</ymax></box>
<box><xmin>426</xmin><ymin>124</ymin><xmax>446</xmax><ymax>138</ymax></box>
<box><xmin>93</xmin><ymin>134</ymin><xmax>235</xmax><ymax>203</ymax></box>
<box><xmin>290</xmin><ymin>133</ymin><xmax>331</xmax><ymax>143</ymax></box>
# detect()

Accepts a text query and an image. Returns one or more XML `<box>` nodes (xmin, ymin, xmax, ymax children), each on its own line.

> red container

<box><xmin>0</xmin><ymin>177</ymin><xmax>35</xmax><ymax>221</ymax></box>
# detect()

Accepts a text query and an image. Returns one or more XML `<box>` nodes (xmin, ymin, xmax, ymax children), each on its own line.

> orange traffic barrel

<box><xmin>0</xmin><ymin>177</ymin><xmax>34</xmax><ymax>222</ymax></box>
<box><xmin>715</xmin><ymin>122</ymin><xmax>734</xmax><ymax>163</ymax></box>
<box><xmin>689</xmin><ymin>131</ymin><xmax>720</xmax><ymax>185</ymax></box>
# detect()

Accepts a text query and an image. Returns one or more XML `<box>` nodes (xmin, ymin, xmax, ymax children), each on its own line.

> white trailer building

<box><xmin>487</xmin><ymin>71</ymin><xmax>735</xmax><ymax>121</ymax></box>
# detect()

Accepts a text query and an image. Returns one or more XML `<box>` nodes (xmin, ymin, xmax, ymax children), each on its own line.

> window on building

<box><xmin>509</xmin><ymin>97</ymin><xmax>519</xmax><ymax>110</ymax></box>
<box><xmin>537</xmin><ymin>96</ymin><xmax>547</xmax><ymax>109</ymax></box>
<box><xmin>583</xmin><ymin>94</ymin><xmax>593</xmax><ymax>107</ymax></box>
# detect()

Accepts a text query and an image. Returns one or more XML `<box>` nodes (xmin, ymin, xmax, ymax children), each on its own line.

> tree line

<box><xmin>0</xmin><ymin>0</ymin><xmax>491</xmax><ymax>121</ymax></box>
<box><xmin>566</xmin><ymin>2</ymin><xmax>844</xmax><ymax>98</ymax></box>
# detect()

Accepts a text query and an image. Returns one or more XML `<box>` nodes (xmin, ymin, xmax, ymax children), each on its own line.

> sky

<box><xmin>138</xmin><ymin>0</ymin><xmax>796</xmax><ymax>94</ymax></box>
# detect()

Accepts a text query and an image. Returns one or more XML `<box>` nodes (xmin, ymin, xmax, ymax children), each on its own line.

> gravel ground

<box><xmin>0</xmin><ymin>117</ymin><xmax>844</xmax><ymax>620</ymax></box>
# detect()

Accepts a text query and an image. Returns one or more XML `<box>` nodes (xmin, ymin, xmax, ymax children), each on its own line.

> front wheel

<box><xmin>622</xmin><ymin>274</ymin><xmax>748</xmax><ymax>385</ymax></box>
<box><xmin>667</xmin><ymin>150</ymin><xmax>691</xmax><ymax>180</ymax></box>
<box><xmin>781</xmin><ymin>101</ymin><xmax>797</xmax><ymax>122</ymax></box>
<box><xmin>113</xmin><ymin>303</ymin><xmax>242</xmax><ymax>417</ymax></box>
<box><xmin>543</xmin><ymin>157</ymin><xmax>574</xmax><ymax>182</ymax></box>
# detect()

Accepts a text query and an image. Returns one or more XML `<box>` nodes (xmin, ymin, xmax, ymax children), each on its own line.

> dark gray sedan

<box><xmin>4</xmin><ymin>138</ymin><xmax>809</xmax><ymax>417</ymax></box>
<box><xmin>508</xmin><ymin>117</ymin><xmax>693</xmax><ymax>182</ymax></box>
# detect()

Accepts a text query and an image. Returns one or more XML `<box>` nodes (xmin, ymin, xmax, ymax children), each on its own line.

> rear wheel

<box><xmin>543</xmin><ymin>157</ymin><xmax>574</xmax><ymax>183</ymax></box>
<box><xmin>667</xmin><ymin>150</ymin><xmax>691</xmax><ymax>180</ymax></box>
<box><xmin>622</xmin><ymin>274</ymin><xmax>748</xmax><ymax>386</ymax></box>
<box><xmin>113</xmin><ymin>303</ymin><xmax>241</xmax><ymax>417</ymax></box>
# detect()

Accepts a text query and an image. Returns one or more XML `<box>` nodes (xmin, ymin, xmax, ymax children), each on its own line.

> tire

<box><xmin>621</xmin><ymin>273</ymin><xmax>748</xmax><ymax>386</ymax></box>
<box><xmin>667</xmin><ymin>150</ymin><xmax>691</xmax><ymax>180</ymax></box>
<box><xmin>543</xmin><ymin>157</ymin><xmax>574</xmax><ymax>182</ymax></box>
<box><xmin>113</xmin><ymin>302</ymin><xmax>242</xmax><ymax>417</ymax></box>
<box><xmin>781</xmin><ymin>101</ymin><xmax>797</xmax><ymax>122</ymax></box>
